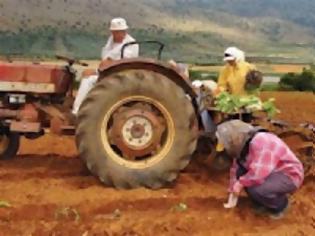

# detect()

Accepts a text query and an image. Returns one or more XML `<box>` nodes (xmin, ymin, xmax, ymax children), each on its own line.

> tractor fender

<box><xmin>98</xmin><ymin>58</ymin><xmax>197</xmax><ymax>98</ymax></box>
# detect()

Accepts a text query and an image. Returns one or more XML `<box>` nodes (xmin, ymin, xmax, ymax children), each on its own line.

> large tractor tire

<box><xmin>76</xmin><ymin>70</ymin><xmax>198</xmax><ymax>189</ymax></box>
<box><xmin>0</xmin><ymin>131</ymin><xmax>20</xmax><ymax>160</ymax></box>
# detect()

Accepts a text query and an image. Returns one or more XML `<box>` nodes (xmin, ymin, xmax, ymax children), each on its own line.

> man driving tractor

<box><xmin>72</xmin><ymin>17</ymin><xmax>139</xmax><ymax>115</ymax></box>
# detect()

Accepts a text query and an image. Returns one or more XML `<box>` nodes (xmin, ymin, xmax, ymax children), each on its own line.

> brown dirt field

<box><xmin>267</xmin><ymin>64</ymin><xmax>308</xmax><ymax>74</ymax></box>
<box><xmin>0</xmin><ymin>92</ymin><xmax>314</xmax><ymax>236</ymax></box>
<box><xmin>261</xmin><ymin>91</ymin><xmax>315</xmax><ymax>124</ymax></box>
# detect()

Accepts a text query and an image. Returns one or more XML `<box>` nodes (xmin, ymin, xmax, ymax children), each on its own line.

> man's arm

<box><xmin>102</xmin><ymin>45</ymin><xmax>122</xmax><ymax>60</ymax></box>
<box><xmin>102</xmin><ymin>43</ymin><xmax>139</xmax><ymax>60</ymax></box>
<box><xmin>101</xmin><ymin>38</ymin><xmax>112</xmax><ymax>60</ymax></box>
<box><xmin>122</xmin><ymin>44</ymin><xmax>139</xmax><ymax>58</ymax></box>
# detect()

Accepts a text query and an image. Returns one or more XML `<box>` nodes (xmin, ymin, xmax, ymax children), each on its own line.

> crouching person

<box><xmin>216</xmin><ymin>120</ymin><xmax>304</xmax><ymax>219</ymax></box>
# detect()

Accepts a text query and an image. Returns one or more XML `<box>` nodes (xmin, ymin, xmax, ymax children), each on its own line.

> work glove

<box><xmin>223</xmin><ymin>193</ymin><xmax>238</xmax><ymax>209</ymax></box>
<box><xmin>223</xmin><ymin>181</ymin><xmax>243</xmax><ymax>209</ymax></box>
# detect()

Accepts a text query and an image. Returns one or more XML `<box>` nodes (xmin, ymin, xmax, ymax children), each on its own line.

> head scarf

<box><xmin>216</xmin><ymin>120</ymin><xmax>255</xmax><ymax>158</ymax></box>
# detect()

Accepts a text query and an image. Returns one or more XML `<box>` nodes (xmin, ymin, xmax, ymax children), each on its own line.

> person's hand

<box><xmin>82</xmin><ymin>69</ymin><xmax>97</xmax><ymax>77</ymax></box>
<box><xmin>223</xmin><ymin>193</ymin><xmax>238</xmax><ymax>209</ymax></box>
<box><xmin>214</xmin><ymin>87</ymin><xmax>223</xmax><ymax>96</ymax></box>
<box><xmin>98</xmin><ymin>59</ymin><xmax>113</xmax><ymax>69</ymax></box>
<box><xmin>232</xmin><ymin>181</ymin><xmax>243</xmax><ymax>195</ymax></box>
<box><xmin>168</xmin><ymin>59</ymin><xmax>177</xmax><ymax>69</ymax></box>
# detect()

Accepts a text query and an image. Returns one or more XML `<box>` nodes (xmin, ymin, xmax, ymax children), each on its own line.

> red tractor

<box><xmin>0</xmin><ymin>43</ymin><xmax>314</xmax><ymax>189</ymax></box>
<box><xmin>0</xmin><ymin>55</ymin><xmax>83</xmax><ymax>157</ymax></box>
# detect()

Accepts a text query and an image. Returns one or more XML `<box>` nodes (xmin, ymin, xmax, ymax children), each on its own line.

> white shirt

<box><xmin>101</xmin><ymin>34</ymin><xmax>139</xmax><ymax>60</ymax></box>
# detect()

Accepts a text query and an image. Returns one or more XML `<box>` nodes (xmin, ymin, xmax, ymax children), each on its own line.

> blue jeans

<box><xmin>245</xmin><ymin>172</ymin><xmax>297</xmax><ymax>213</ymax></box>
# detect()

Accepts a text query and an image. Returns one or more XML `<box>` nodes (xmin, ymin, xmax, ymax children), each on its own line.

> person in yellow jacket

<box><xmin>218</xmin><ymin>47</ymin><xmax>256</xmax><ymax>96</ymax></box>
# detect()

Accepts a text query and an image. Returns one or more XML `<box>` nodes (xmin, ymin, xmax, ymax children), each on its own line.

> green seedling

<box><xmin>55</xmin><ymin>207</ymin><xmax>80</xmax><ymax>222</ymax></box>
<box><xmin>171</xmin><ymin>202</ymin><xmax>188</xmax><ymax>212</ymax></box>
<box><xmin>0</xmin><ymin>200</ymin><xmax>11</xmax><ymax>208</ymax></box>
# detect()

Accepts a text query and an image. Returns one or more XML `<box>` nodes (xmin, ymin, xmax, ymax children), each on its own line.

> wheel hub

<box><xmin>109</xmin><ymin>105</ymin><xmax>166</xmax><ymax>160</ymax></box>
<box><xmin>122</xmin><ymin>116</ymin><xmax>153</xmax><ymax>147</ymax></box>
<box><xmin>130</xmin><ymin>123</ymin><xmax>145</xmax><ymax>139</ymax></box>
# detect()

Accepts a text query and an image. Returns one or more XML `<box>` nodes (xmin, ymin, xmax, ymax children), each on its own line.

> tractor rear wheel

<box><xmin>0</xmin><ymin>131</ymin><xmax>20</xmax><ymax>160</ymax></box>
<box><xmin>76</xmin><ymin>70</ymin><xmax>198</xmax><ymax>189</ymax></box>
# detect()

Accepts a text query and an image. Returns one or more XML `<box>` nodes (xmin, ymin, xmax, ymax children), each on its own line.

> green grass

<box><xmin>189</xmin><ymin>70</ymin><xmax>218</xmax><ymax>81</ymax></box>
<box><xmin>261</xmin><ymin>82</ymin><xmax>280</xmax><ymax>91</ymax></box>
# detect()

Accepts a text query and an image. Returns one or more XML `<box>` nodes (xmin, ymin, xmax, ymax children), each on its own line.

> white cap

<box><xmin>110</xmin><ymin>17</ymin><xmax>129</xmax><ymax>31</ymax></box>
<box><xmin>223</xmin><ymin>47</ymin><xmax>245</xmax><ymax>62</ymax></box>
<box><xmin>192</xmin><ymin>80</ymin><xmax>203</xmax><ymax>88</ymax></box>
<box><xmin>202</xmin><ymin>80</ymin><xmax>218</xmax><ymax>91</ymax></box>
<box><xmin>192</xmin><ymin>80</ymin><xmax>218</xmax><ymax>91</ymax></box>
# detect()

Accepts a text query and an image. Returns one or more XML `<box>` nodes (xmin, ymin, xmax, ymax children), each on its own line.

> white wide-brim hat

<box><xmin>110</xmin><ymin>17</ymin><xmax>129</xmax><ymax>31</ymax></box>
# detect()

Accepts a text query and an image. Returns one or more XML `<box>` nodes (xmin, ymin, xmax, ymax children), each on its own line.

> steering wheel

<box><xmin>56</xmin><ymin>55</ymin><xmax>89</xmax><ymax>67</ymax></box>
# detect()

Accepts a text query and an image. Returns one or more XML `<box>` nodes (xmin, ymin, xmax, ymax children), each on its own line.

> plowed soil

<box><xmin>0</xmin><ymin>92</ymin><xmax>314</xmax><ymax>236</ymax></box>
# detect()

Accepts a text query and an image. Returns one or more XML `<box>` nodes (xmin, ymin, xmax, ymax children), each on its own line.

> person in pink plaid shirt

<box><xmin>216</xmin><ymin>120</ymin><xmax>304</xmax><ymax>219</ymax></box>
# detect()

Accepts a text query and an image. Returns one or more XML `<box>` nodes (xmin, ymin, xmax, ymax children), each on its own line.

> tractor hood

<box><xmin>0</xmin><ymin>61</ymin><xmax>72</xmax><ymax>93</ymax></box>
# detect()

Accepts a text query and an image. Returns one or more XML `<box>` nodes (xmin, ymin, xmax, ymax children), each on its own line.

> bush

<box><xmin>189</xmin><ymin>70</ymin><xmax>218</xmax><ymax>82</ymax></box>
<box><xmin>279</xmin><ymin>72</ymin><xmax>298</xmax><ymax>90</ymax></box>
<box><xmin>296</xmin><ymin>69</ymin><xmax>315</xmax><ymax>92</ymax></box>
<box><xmin>279</xmin><ymin>69</ymin><xmax>315</xmax><ymax>92</ymax></box>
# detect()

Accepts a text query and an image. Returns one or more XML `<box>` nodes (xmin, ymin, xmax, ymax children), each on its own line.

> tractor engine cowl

<box><xmin>0</xmin><ymin>62</ymin><xmax>72</xmax><ymax>94</ymax></box>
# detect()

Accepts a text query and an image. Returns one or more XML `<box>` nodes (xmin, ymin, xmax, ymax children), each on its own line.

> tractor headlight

<box><xmin>8</xmin><ymin>94</ymin><xmax>26</xmax><ymax>104</ymax></box>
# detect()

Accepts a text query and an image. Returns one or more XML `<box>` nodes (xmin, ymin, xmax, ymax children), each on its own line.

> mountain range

<box><xmin>0</xmin><ymin>0</ymin><xmax>314</xmax><ymax>62</ymax></box>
